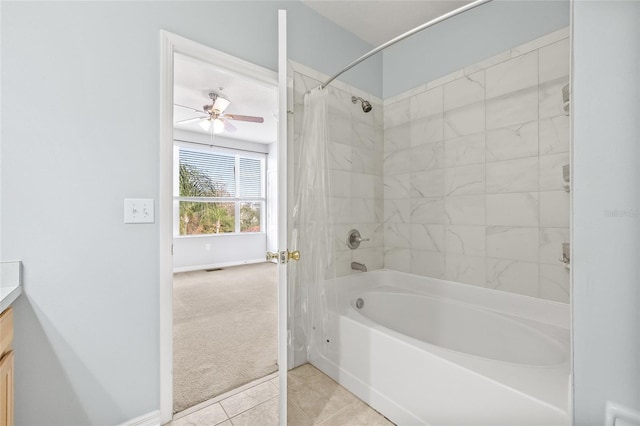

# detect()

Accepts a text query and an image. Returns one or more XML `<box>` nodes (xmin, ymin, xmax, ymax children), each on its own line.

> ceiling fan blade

<box><xmin>174</xmin><ymin>104</ymin><xmax>206</xmax><ymax>114</ymax></box>
<box><xmin>223</xmin><ymin>119</ymin><xmax>237</xmax><ymax>133</ymax></box>
<box><xmin>223</xmin><ymin>114</ymin><xmax>264</xmax><ymax>123</ymax></box>
<box><xmin>175</xmin><ymin>116</ymin><xmax>207</xmax><ymax>125</ymax></box>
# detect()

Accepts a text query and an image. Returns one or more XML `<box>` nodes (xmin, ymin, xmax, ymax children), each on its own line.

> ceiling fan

<box><xmin>175</xmin><ymin>92</ymin><xmax>264</xmax><ymax>134</ymax></box>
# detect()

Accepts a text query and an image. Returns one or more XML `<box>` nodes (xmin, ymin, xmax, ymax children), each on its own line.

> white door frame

<box><xmin>159</xmin><ymin>31</ymin><xmax>280</xmax><ymax>423</ymax></box>
<box><xmin>277</xmin><ymin>10</ymin><xmax>288</xmax><ymax>425</ymax></box>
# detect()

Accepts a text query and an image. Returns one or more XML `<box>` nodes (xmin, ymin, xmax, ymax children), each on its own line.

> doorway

<box><xmin>172</xmin><ymin>263</ymin><xmax>277</xmax><ymax>413</ymax></box>
<box><xmin>159</xmin><ymin>31</ymin><xmax>283</xmax><ymax>423</ymax></box>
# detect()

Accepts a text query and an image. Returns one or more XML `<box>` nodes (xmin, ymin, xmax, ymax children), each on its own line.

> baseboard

<box><xmin>173</xmin><ymin>258</ymin><xmax>267</xmax><ymax>273</ymax></box>
<box><xmin>118</xmin><ymin>410</ymin><xmax>161</xmax><ymax>426</ymax></box>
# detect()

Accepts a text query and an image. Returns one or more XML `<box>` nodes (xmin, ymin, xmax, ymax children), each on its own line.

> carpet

<box><xmin>173</xmin><ymin>262</ymin><xmax>278</xmax><ymax>413</ymax></box>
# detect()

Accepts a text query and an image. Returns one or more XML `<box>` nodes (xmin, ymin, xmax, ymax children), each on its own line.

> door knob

<box><xmin>288</xmin><ymin>250</ymin><xmax>300</xmax><ymax>261</ymax></box>
<box><xmin>266</xmin><ymin>250</ymin><xmax>300</xmax><ymax>263</ymax></box>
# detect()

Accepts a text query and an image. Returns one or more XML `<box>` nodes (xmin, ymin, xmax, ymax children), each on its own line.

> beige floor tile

<box><xmin>270</xmin><ymin>377</ymin><xmax>280</xmax><ymax>389</ymax></box>
<box><xmin>220</xmin><ymin>381</ymin><xmax>279</xmax><ymax>418</ymax></box>
<box><xmin>287</xmin><ymin>364</ymin><xmax>323</xmax><ymax>387</ymax></box>
<box><xmin>225</xmin><ymin>393</ymin><xmax>313</xmax><ymax>426</ymax></box>
<box><xmin>287</xmin><ymin>372</ymin><xmax>360</xmax><ymax>424</ymax></box>
<box><xmin>319</xmin><ymin>400</ymin><xmax>395</xmax><ymax>426</ymax></box>
<box><xmin>294</xmin><ymin>369</ymin><xmax>356</xmax><ymax>400</ymax></box>
<box><xmin>287</xmin><ymin>402</ymin><xmax>313</xmax><ymax>426</ymax></box>
<box><xmin>287</xmin><ymin>366</ymin><xmax>331</xmax><ymax>395</ymax></box>
<box><xmin>175</xmin><ymin>365</ymin><xmax>392</xmax><ymax>426</ymax></box>
<box><xmin>229</xmin><ymin>396</ymin><xmax>279</xmax><ymax>426</ymax></box>
<box><xmin>171</xmin><ymin>402</ymin><xmax>228</xmax><ymax>426</ymax></box>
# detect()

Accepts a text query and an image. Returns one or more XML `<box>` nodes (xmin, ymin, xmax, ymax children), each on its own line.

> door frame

<box><xmin>159</xmin><ymin>31</ymin><xmax>281</xmax><ymax>423</ymax></box>
<box><xmin>277</xmin><ymin>10</ymin><xmax>288</xmax><ymax>424</ymax></box>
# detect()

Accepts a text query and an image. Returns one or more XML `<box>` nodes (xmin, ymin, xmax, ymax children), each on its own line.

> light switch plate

<box><xmin>124</xmin><ymin>198</ymin><xmax>155</xmax><ymax>224</ymax></box>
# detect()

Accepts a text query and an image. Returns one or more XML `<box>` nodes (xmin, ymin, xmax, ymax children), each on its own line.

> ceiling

<box><xmin>173</xmin><ymin>2</ymin><xmax>471</xmax><ymax>143</ymax></box>
<box><xmin>173</xmin><ymin>53</ymin><xmax>278</xmax><ymax>144</ymax></box>
<box><xmin>303</xmin><ymin>0</ymin><xmax>473</xmax><ymax>46</ymax></box>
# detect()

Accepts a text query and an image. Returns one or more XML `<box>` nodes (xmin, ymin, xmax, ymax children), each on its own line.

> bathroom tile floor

<box><xmin>171</xmin><ymin>364</ymin><xmax>394</xmax><ymax>426</ymax></box>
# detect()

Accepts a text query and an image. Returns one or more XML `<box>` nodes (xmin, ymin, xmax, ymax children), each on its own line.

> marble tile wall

<box><xmin>383</xmin><ymin>28</ymin><xmax>571</xmax><ymax>303</ymax></box>
<box><xmin>292</xmin><ymin>68</ymin><xmax>384</xmax><ymax>279</ymax></box>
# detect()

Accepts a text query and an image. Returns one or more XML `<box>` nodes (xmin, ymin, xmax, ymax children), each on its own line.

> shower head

<box><xmin>352</xmin><ymin>96</ymin><xmax>372</xmax><ymax>113</ymax></box>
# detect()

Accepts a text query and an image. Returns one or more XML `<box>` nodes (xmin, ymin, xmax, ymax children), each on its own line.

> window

<box><xmin>175</xmin><ymin>146</ymin><xmax>265</xmax><ymax>236</ymax></box>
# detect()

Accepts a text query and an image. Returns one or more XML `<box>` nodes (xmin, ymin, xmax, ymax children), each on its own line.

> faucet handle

<box><xmin>347</xmin><ymin>229</ymin><xmax>369</xmax><ymax>249</ymax></box>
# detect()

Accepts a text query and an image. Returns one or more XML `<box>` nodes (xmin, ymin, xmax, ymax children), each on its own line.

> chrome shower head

<box><xmin>352</xmin><ymin>96</ymin><xmax>372</xmax><ymax>113</ymax></box>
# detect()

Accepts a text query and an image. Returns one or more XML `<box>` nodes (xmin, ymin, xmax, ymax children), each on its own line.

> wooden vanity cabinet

<box><xmin>0</xmin><ymin>308</ymin><xmax>14</xmax><ymax>426</ymax></box>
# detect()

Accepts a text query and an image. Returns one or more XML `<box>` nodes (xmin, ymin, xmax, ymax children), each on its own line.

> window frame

<box><xmin>173</xmin><ymin>144</ymin><xmax>266</xmax><ymax>237</ymax></box>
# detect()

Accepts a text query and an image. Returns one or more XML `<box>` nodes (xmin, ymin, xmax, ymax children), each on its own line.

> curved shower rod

<box><xmin>321</xmin><ymin>0</ymin><xmax>493</xmax><ymax>89</ymax></box>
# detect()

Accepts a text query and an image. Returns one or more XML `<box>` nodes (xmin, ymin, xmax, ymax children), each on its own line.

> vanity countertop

<box><xmin>0</xmin><ymin>261</ymin><xmax>22</xmax><ymax>312</ymax></box>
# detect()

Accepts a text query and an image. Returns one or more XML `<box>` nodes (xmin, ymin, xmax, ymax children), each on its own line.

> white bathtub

<box><xmin>309</xmin><ymin>269</ymin><xmax>571</xmax><ymax>426</ymax></box>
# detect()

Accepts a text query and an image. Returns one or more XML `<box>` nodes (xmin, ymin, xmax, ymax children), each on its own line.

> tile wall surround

<box><xmin>291</xmin><ymin>61</ymin><xmax>385</xmax><ymax>279</ymax></box>
<box><xmin>383</xmin><ymin>27</ymin><xmax>571</xmax><ymax>303</ymax></box>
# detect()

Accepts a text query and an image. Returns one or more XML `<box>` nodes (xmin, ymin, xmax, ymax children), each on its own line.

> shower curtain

<box><xmin>290</xmin><ymin>86</ymin><xmax>334</xmax><ymax>360</ymax></box>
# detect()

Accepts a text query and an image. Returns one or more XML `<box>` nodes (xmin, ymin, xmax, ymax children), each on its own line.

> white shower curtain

<box><xmin>290</xmin><ymin>86</ymin><xmax>334</xmax><ymax>359</ymax></box>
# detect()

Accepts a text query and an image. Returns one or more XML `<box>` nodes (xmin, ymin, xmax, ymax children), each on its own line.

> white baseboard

<box><xmin>118</xmin><ymin>410</ymin><xmax>161</xmax><ymax>426</ymax></box>
<box><xmin>173</xmin><ymin>258</ymin><xmax>266</xmax><ymax>273</ymax></box>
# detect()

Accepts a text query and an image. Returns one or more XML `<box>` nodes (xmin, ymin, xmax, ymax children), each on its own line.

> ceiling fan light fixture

<box><xmin>212</xmin><ymin>118</ymin><xmax>225</xmax><ymax>134</ymax></box>
<box><xmin>210</xmin><ymin>93</ymin><xmax>231</xmax><ymax>114</ymax></box>
<box><xmin>199</xmin><ymin>119</ymin><xmax>211</xmax><ymax>131</ymax></box>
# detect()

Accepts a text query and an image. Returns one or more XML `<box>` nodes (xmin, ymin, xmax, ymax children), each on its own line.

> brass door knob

<box><xmin>266</xmin><ymin>251</ymin><xmax>279</xmax><ymax>262</ymax></box>
<box><xmin>288</xmin><ymin>250</ymin><xmax>300</xmax><ymax>261</ymax></box>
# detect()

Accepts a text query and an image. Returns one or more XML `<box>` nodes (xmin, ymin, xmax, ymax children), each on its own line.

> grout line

<box><xmin>219</xmin><ymin>403</ymin><xmax>231</xmax><ymax>424</ymax></box>
<box><xmin>288</xmin><ymin>398</ymin><xmax>315</xmax><ymax>425</ymax></box>
<box><xmin>227</xmin><ymin>394</ymin><xmax>279</xmax><ymax>423</ymax></box>
<box><xmin>173</xmin><ymin>400</ymin><xmax>226</xmax><ymax>421</ymax></box>
<box><xmin>315</xmin><ymin>400</ymin><xmax>360</xmax><ymax>426</ymax></box>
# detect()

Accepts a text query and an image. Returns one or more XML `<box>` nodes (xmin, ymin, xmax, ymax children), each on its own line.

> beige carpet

<box><xmin>173</xmin><ymin>262</ymin><xmax>278</xmax><ymax>413</ymax></box>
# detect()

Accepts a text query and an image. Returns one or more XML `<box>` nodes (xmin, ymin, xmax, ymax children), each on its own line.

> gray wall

<box><xmin>572</xmin><ymin>1</ymin><xmax>640</xmax><ymax>424</ymax></box>
<box><xmin>383</xmin><ymin>0</ymin><xmax>570</xmax><ymax>98</ymax></box>
<box><xmin>0</xmin><ymin>2</ymin><xmax>377</xmax><ymax>424</ymax></box>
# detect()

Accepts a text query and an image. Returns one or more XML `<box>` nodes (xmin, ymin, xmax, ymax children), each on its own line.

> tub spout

<box><xmin>351</xmin><ymin>262</ymin><xmax>367</xmax><ymax>272</ymax></box>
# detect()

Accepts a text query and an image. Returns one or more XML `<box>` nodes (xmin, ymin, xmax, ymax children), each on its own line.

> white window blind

<box><xmin>239</xmin><ymin>157</ymin><xmax>262</xmax><ymax>198</ymax></box>
<box><xmin>179</xmin><ymin>149</ymin><xmax>236</xmax><ymax>197</ymax></box>
<box><xmin>175</xmin><ymin>146</ymin><xmax>265</xmax><ymax>235</ymax></box>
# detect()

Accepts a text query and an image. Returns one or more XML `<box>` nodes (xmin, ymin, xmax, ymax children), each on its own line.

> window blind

<box><xmin>239</xmin><ymin>157</ymin><xmax>262</xmax><ymax>198</ymax></box>
<box><xmin>179</xmin><ymin>149</ymin><xmax>236</xmax><ymax>196</ymax></box>
<box><xmin>179</xmin><ymin>148</ymin><xmax>263</xmax><ymax>199</ymax></box>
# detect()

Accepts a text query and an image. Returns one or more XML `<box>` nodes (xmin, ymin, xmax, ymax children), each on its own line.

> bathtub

<box><xmin>309</xmin><ymin>269</ymin><xmax>571</xmax><ymax>426</ymax></box>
